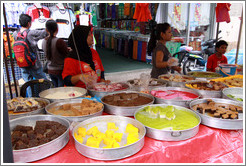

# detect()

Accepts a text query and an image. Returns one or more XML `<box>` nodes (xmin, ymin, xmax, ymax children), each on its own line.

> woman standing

<box><xmin>147</xmin><ymin>22</ymin><xmax>181</xmax><ymax>79</ymax></box>
<box><xmin>42</xmin><ymin>19</ymin><xmax>68</xmax><ymax>87</ymax></box>
<box><xmin>62</xmin><ymin>25</ymin><xmax>109</xmax><ymax>89</ymax></box>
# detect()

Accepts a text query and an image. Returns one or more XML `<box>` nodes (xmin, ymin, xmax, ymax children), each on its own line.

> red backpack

<box><xmin>13</xmin><ymin>30</ymin><xmax>36</xmax><ymax>67</ymax></box>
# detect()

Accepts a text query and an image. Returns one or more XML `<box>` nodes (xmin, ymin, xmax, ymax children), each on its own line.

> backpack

<box><xmin>13</xmin><ymin>30</ymin><xmax>36</xmax><ymax>67</ymax></box>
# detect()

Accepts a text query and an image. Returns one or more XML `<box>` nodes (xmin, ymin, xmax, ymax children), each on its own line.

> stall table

<box><xmin>33</xmin><ymin>114</ymin><xmax>243</xmax><ymax>163</ymax></box>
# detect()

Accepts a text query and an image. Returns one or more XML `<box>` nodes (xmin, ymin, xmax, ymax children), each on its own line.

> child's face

<box><xmin>216</xmin><ymin>45</ymin><xmax>227</xmax><ymax>54</ymax></box>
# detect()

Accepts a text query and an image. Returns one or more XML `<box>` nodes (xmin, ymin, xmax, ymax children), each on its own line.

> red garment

<box><xmin>62</xmin><ymin>48</ymin><xmax>104</xmax><ymax>88</ymax></box>
<box><xmin>26</xmin><ymin>5</ymin><xmax>50</xmax><ymax>21</ymax></box>
<box><xmin>206</xmin><ymin>54</ymin><xmax>228</xmax><ymax>72</ymax></box>
<box><xmin>133</xmin><ymin>3</ymin><xmax>152</xmax><ymax>22</ymax></box>
<box><xmin>215</xmin><ymin>3</ymin><xmax>231</xmax><ymax>23</ymax></box>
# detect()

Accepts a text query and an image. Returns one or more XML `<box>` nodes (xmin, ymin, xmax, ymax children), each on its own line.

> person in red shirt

<box><xmin>206</xmin><ymin>40</ymin><xmax>228</xmax><ymax>72</ymax></box>
<box><xmin>62</xmin><ymin>25</ymin><xmax>110</xmax><ymax>89</ymax></box>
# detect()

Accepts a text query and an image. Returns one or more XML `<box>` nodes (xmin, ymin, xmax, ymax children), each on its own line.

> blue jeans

<box><xmin>49</xmin><ymin>74</ymin><xmax>64</xmax><ymax>87</ymax></box>
<box><xmin>21</xmin><ymin>67</ymin><xmax>47</xmax><ymax>97</ymax></box>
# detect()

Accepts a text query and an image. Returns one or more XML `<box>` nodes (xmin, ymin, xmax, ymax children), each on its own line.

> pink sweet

<box><xmin>151</xmin><ymin>90</ymin><xmax>198</xmax><ymax>100</ymax></box>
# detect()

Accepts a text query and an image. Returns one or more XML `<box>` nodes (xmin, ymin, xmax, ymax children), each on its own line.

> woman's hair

<box><xmin>45</xmin><ymin>20</ymin><xmax>58</xmax><ymax>60</ymax></box>
<box><xmin>68</xmin><ymin>25</ymin><xmax>95</xmax><ymax>70</ymax></box>
<box><xmin>147</xmin><ymin>22</ymin><xmax>171</xmax><ymax>54</ymax></box>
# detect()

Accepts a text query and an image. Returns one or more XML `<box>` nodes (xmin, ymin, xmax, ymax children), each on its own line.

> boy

<box><xmin>13</xmin><ymin>14</ymin><xmax>48</xmax><ymax>96</ymax></box>
<box><xmin>206</xmin><ymin>40</ymin><xmax>228</xmax><ymax>72</ymax></box>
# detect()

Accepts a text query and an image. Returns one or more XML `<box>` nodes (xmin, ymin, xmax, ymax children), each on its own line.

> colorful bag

<box><xmin>13</xmin><ymin>30</ymin><xmax>36</xmax><ymax>67</ymax></box>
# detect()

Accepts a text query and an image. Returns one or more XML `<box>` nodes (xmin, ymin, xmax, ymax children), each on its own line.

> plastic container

<box><xmin>218</xmin><ymin>64</ymin><xmax>237</xmax><ymax>77</ymax></box>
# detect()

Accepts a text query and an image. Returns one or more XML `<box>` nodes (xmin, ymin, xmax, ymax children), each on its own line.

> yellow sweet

<box><xmin>125</xmin><ymin>124</ymin><xmax>139</xmax><ymax>134</ymax></box>
<box><xmin>126</xmin><ymin>134</ymin><xmax>139</xmax><ymax>145</ymax></box>
<box><xmin>77</xmin><ymin>127</ymin><xmax>86</xmax><ymax>138</ymax></box>
<box><xmin>74</xmin><ymin>133</ymin><xmax>84</xmax><ymax>143</ymax></box>
<box><xmin>94</xmin><ymin>132</ymin><xmax>106</xmax><ymax>142</ymax></box>
<box><xmin>113</xmin><ymin>133</ymin><xmax>123</xmax><ymax>142</ymax></box>
<box><xmin>105</xmin><ymin>129</ymin><xmax>115</xmax><ymax>138</ymax></box>
<box><xmin>103</xmin><ymin>146</ymin><xmax>112</xmax><ymax>149</ymax></box>
<box><xmin>128</xmin><ymin>132</ymin><xmax>139</xmax><ymax>139</ymax></box>
<box><xmin>112</xmin><ymin>141</ymin><xmax>120</xmax><ymax>148</ymax></box>
<box><xmin>86</xmin><ymin>126</ymin><xmax>99</xmax><ymax>136</ymax></box>
<box><xmin>86</xmin><ymin>136</ymin><xmax>101</xmax><ymax>148</ymax></box>
<box><xmin>107</xmin><ymin>122</ymin><xmax>119</xmax><ymax>131</ymax></box>
<box><xmin>103</xmin><ymin>137</ymin><xmax>115</xmax><ymax>147</ymax></box>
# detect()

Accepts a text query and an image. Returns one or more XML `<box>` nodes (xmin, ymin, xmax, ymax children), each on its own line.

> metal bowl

<box><xmin>72</xmin><ymin>115</ymin><xmax>146</xmax><ymax>160</ymax></box>
<box><xmin>185</xmin><ymin>80</ymin><xmax>228</xmax><ymax>98</ymax></box>
<box><xmin>45</xmin><ymin>99</ymin><xmax>104</xmax><ymax>123</ymax></box>
<box><xmin>10</xmin><ymin>115</ymin><xmax>70</xmax><ymax>163</ymax></box>
<box><xmin>8</xmin><ymin>97</ymin><xmax>50</xmax><ymax>120</ymax></box>
<box><xmin>39</xmin><ymin>86</ymin><xmax>87</xmax><ymax>102</ymax></box>
<box><xmin>158</xmin><ymin>74</ymin><xmax>195</xmax><ymax>87</ymax></box>
<box><xmin>134</xmin><ymin>104</ymin><xmax>201</xmax><ymax>141</ymax></box>
<box><xmin>101</xmin><ymin>91</ymin><xmax>155</xmax><ymax>116</ymax></box>
<box><xmin>151</xmin><ymin>87</ymin><xmax>201</xmax><ymax>108</ymax></box>
<box><xmin>222</xmin><ymin>87</ymin><xmax>243</xmax><ymax>103</ymax></box>
<box><xmin>189</xmin><ymin>98</ymin><xmax>243</xmax><ymax>130</ymax></box>
<box><xmin>187</xmin><ymin>71</ymin><xmax>223</xmax><ymax>80</ymax></box>
<box><xmin>88</xmin><ymin>82</ymin><xmax>130</xmax><ymax>98</ymax></box>
<box><xmin>127</xmin><ymin>78</ymin><xmax>167</xmax><ymax>91</ymax></box>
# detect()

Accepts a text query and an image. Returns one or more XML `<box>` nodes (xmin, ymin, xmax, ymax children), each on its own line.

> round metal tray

<box><xmin>158</xmin><ymin>74</ymin><xmax>195</xmax><ymax>87</ymax></box>
<box><xmin>151</xmin><ymin>87</ymin><xmax>201</xmax><ymax>108</ymax></box>
<box><xmin>187</xmin><ymin>71</ymin><xmax>223</xmax><ymax>80</ymax></box>
<box><xmin>189</xmin><ymin>98</ymin><xmax>243</xmax><ymax>130</ymax></box>
<box><xmin>134</xmin><ymin>104</ymin><xmax>201</xmax><ymax>141</ymax></box>
<box><xmin>185</xmin><ymin>80</ymin><xmax>228</xmax><ymax>98</ymax></box>
<box><xmin>39</xmin><ymin>86</ymin><xmax>87</xmax><ymax>102</ymax></box>
<box><xmin>222</xmin><ymin>87</ymin><xmax>243</xmax><ymax>103</ymax></box>
<box><xmin>10</xmin><ymin>115</ymin><xmax>70</xmax><ymax>163</ymax></box>
<box><xmin>8</xmin><ymin>97</ymin><xmax>50</xmax><ymax>120</ymax></box>
<box><xmin>72</xmin><ymin>115</ymin><xmax>146</xmax><ymax>160</ymax></box>
<box><xmin>101</xmin><ymin>91</ymin><xmax>155</xmax><ymax>116</ymax></box>
<box><xmin>88</xmin><ymin>82</ymin><xmax>130</xmax><ymax>98</ymax></box>
<box><xmin>45</xmin><ymin>99</ymin><xmax>104</xmax><ymax>123</ymax></box>
<box><xmin>127</xmin><ymin>78</ymin><xmax>167</xmax><ymax>91</ymax></box>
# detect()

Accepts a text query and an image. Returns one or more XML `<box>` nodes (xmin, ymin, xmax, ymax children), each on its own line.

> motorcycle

<box><xmin>172</xmin><ymin>32</ymin><xmax>222</xmax><ymax>75</ymax></box>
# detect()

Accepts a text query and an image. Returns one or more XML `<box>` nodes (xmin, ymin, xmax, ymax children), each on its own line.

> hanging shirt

<box><xmin>26</xmin><ymin>5</ymin><xmax>50</xmax><ymax>21</ymax></box>
<box><xmin>206</xmin><ymin>54</ymin><xmax>228</xmax><ymax>72</ymax></box>
<box><xmin>216</xmin><ymin>3</ymin><xmax>231</xmax><ymax>23</ymax></box>
<box><xmin>30</xmin><ymin>18</ymin><xmax>49</xmax><ymax>30</ymax></box>
<box><xmin>5</xmin><ymin>3</ymin><xmax>27</xmax><ymax>28</ymax></box>
<box><xmin>62</xmin><ymin>48</ymin><xmax>104</xmax><ymax>88</ymax></box>
<box><xmin>51</xmin><ymin>9</ymin><xmax>76</xmax><ymax>39</ymax></box>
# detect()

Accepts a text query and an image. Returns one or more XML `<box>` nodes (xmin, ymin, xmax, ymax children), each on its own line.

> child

<box><xmin>206</xmin><ymin>40</ymin><xmax>228</xmax><ymax>72</ymax></box>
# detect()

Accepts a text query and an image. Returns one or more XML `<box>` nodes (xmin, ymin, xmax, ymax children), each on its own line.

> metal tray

<box><xmin>189</xmin><ymin>98</ymin><xmax>243</xmax><ymax>130</ymax></box>
<box><xmin>222</xmin><ymin>87</ymin><xmax>243</xmax><ymax>103</ymax></box>
<box><xmin>187</xmin><ymin>71</ymin><xmax>223</xmax><ymax>80</ymax></box>
<box><xmin>158</xmin><ymin>74</ymin><xmax>195</xmax><ymax>87</ymax></box>
<box><xmin>151</xmin><ymin>87</ymin><xmax>201</xmax><ymax>108</ymax></box>
<box><xmin>72</xmin><ymin>115</ymin><xmax>146</xmax><ymax>160</ymax></box>
<box><xmin>45</xmin><ymin>99</ymin><xmax>104</xmax><ymax>123</ymax></box>
<box><xmin>88</xmin><ymin>82</ymin><xmax>130</xmax><ymax>98</ymax></box>
<box><xmin>101</xmin><ymin>91</ymin><xmax>155</xmax><ymax>116</ymax></box>
<box><xmin>185</xmin><ymin>80</ymin><xmax>228</xmax><ymax>98</ymax></box>
<box><xmin>127</xmin><ymin>78</ymin><xmax>167</xmax><ymax>91</ymax></box>
<box><xmin>10</xmin><ymin>115</ymin><xmax>70</xmax><ymax>163</ymax></box>
<box><xmin>39</xmin><ymin>86</ymin><xmax>87</xmax><ymax>102</ymax></box>
<box><xmin>134</xmin><ymin>104</ymin><xmax>201</xmax><ymax>141</ymax></box>
<box><xmin>8</xmin><ymin>98</ymin><xmax>50</xmax><ymax>120</ymax></box>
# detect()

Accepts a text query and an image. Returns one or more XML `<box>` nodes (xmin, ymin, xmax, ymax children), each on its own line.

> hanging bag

<box><xmin>13</xmin><ymin>30</ymin><xmax>36</xmax><ymax>67</ymax></box>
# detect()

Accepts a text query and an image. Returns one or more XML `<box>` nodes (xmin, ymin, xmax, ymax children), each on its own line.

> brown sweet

<box><xmin>11</xmin><ymin>120</ymin><xmax>67</xmax><ymax>150</ymax></box>
<box><xmin>102</xmin><ymin>93</ymin><xmax>153</xmax><ymax>107</ymax></box>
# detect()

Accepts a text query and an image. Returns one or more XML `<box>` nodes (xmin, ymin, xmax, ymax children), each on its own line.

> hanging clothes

<box><xmin>118</xmin><ymin>3</ymin><xmax>124</xmax><ymax>19</ymax></box>
<box><xmin>112</xmin><ymin>4</ymin><xmax>116</xmax><ymax>19</ymax></box>
<box><xmin>133</xmin><ymin>3</ymin><xmax>152</xmax><ymax>22</ymax></box>
<box><xmin>155</xmin><ymin>3</ymin><xmax>165</xmax><ymax>23</ymax></box>
<box><xmin>124</xmin><ymin>3</ymin><xmax>130</xmax><ymax>16</ymax></box>
<box><xmin>99</xmin><ymin>3</ymin><xmax>105</xmax><ymax>19</ymax></box>
<box><xmin>5</xmin><ymin>3</ymin><xmax>27</xmax><ymax>28</ymax></box>
<box><xmin>216</xmin><ymin>3</ymin><xmax>231</xmax><ymax>23</ymax></box>
<box><xmin>51</xmin><ymin>8</ymin><xmax>76</xmax><ymax>38</ymax></box>
<box><xmin>91</xmin><ymin>4</ymin><xmax>98</xmax><ymax>26</ymax></box>
<box><xmin>26</xmin><ymin>5</ymin><xmax>50</xmax><ymax>22</ymax></box>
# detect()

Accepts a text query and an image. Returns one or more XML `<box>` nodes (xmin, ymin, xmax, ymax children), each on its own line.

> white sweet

<box><xmin>45</xmin><ymin>91</ymin><xmax>82</xmax><ymax>99</ymax></box>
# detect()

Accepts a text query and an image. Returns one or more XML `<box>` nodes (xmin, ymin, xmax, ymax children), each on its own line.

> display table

<box><xmin>33</xmin><ymin>117</ymin><xmax>243</xmax><ymax>163</ymax></box>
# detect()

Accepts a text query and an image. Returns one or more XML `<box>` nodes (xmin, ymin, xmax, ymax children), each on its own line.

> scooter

<box><xmin>172</xmin><ymin>32</ymin><xmax>221</xmax><ymax>75</ymax></box>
